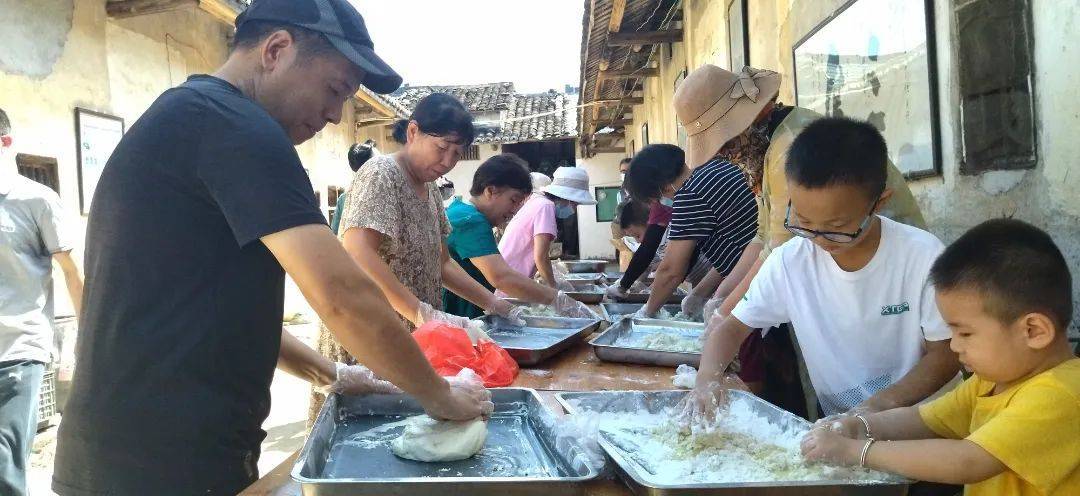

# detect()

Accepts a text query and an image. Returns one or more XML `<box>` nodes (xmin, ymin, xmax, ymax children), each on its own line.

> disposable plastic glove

<box><xmin>423</xmin><ymin>368</ymin><xmax>495</xmax><ymax>421</ymax></box>
<box><xmin>632</xmin><ymin>305</ymin><xmax>656</xmax><ymax>319</ymax></box>
<box><xmin>326</xmin><ymin>362</ymin><xmax>402</xmax><ymax>395</ymax></box>
<box><xmin>680</xmin><ymin>294</ymin><xmax>707</xmax><ymax>321</ymax></box>
<box><xmin>675</xmin><ymin>373</ymin><xmax>747</xmax><ymax>433</ymax></box>
<box><xmin>487</xmin><ymin>297</ymin><xmax>526</xmax><ymax>326</ymax></box>
<box><xmin>415</xmin><ymin>301</ymin><xmax>471</xmax><ymax>329</ymax></box>
<box><xmin>551</xmin><ymin>291</ymin><xmax>599</xmax><ymax>319</ymax></box>
<box><xmin>464</xmin><ymin>319</ymin><xmax>493</xmax><ymax>345</ymax></box>
<box><xmin>604</xmin><ymin>284</ymin><xmax>628</xmax><ymax>300</ymax></box>
<box><xmin>702</xmin><ymin>296</ymin><xmax>725</xmax><ymax>323</ymax></box>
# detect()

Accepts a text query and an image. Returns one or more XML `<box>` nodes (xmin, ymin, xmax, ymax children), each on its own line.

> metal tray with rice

<box><xmin>600</xmin><ymin>303</ymin><xmax>700</xmax><ymax>323</ymax></box>
<box><xmin>558</xmin><ymin>260</ymin><xmax>608</xmax><ymax>273</ymax></box>
<box><xmin>590</xmin><ymin>318</ymin><xmax>704</xmax><ymax>367</ymax></box>
<box><xmin>564</xmin><ymin>279</ymin><xmax>605</xmax><ymax>304</ymax></box>
<box><xmin>613</xmin><ymin>288</ymin><xmax>688</xmax><ymax>304</ymax></box>
<box><xmin>293</xmin><ymin>388</ymin><xmax>599</xmax><ymax>495</ymax></box>
<box><xmin>479</xmin><ymin>315</ymin><xmax>602</xmax><ymax>365</ymax></box>
<box><xmin>554</xmin><ymin>390</ymin><xmax>909</xmax><ymax>495</ymax></box>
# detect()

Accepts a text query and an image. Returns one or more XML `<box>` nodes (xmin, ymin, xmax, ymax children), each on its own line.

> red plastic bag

<box><xmin>412</xmin><ymin>322</ymin><xmax>519</xmax><ymax>387</ymax></box>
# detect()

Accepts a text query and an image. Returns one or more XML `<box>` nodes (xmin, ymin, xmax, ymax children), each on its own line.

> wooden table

<box><xmin>240</xmin><ymin>329</ymin><xmax>675</xmax><ymax>496</ymax></box>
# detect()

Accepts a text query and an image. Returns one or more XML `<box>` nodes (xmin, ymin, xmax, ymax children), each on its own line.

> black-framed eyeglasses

<box><xmin>784</xmin><ymin>199</ymin><xmax>879</xmax><ymax>243</ymax></box>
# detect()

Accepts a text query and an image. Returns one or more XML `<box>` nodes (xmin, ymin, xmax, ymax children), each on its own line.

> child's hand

<box><xmin>812</xmin><ymin>415</ymin><xmax>867</xmax><ymax>440</ymax></box>
<box><xmin>801</xmin><ymin>427</ymin><xmax>863</xmax><ymax>466</ymax></box>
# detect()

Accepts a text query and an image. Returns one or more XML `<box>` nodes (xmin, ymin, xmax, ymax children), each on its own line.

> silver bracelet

<box><xmin>859</xmin><ymin>438</ymin><xmax>876</xmax><ymax>468</ymax></box>
<box><xmin>854</xmin><ymin>413</ymin><xmax>873</xmax><ymax>439</ymax></box>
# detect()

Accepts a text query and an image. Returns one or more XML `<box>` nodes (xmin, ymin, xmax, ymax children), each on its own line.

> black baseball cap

<box><xmin>236</xmin><ymin>0</ymin><xmax>403</xmax><ymax>94</ymax></box>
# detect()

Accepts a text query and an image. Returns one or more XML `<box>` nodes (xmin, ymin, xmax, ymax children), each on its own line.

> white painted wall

<box><xmin>442</xmin><ymin>144</ymin><xmax>503</xmax><ymax>199</ymax></box>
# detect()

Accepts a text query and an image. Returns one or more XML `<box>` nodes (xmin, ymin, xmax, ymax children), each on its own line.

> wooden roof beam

<box><xmin>107</xmin><ymin>0</ymin><xmax>195</xmax><ymax>18</ymax></box>
<box><xmin>598</xmin><ymin>67</ymin><xmax>659</xmax><ymax>80</ymax></box>
<box><xmin>608</xmin><ymin>0</ymin><xmax>627</xmax><ymax>33</ymax></box>
<box><xmin>594</xmin><ymin>147</ymin><xmax>626</xmax><ymax>154</ymax></box>
<box><xmin>607</xmin><ymin>29</ymin><xmax>684</xmax><ymax>47</ymax></box>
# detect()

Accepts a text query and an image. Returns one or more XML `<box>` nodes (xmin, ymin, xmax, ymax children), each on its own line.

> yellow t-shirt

<box><xmin>919</xmin><ymin>358</ymin><xmax>1080</xmax><ymax>496</ymax></box>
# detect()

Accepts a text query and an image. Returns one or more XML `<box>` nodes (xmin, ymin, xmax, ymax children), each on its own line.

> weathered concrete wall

<box><xmin>749</xmin><ymin>0</ymin><xmax>1080</xmax><ymax>334</ymax></box>
<box><xmin>614</xmin><ymin>0</ymin><xmax>1080</xmax><ymax>333</ymax></box>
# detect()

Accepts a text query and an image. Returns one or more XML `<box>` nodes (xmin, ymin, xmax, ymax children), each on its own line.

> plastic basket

<box><xmin>37</xmin><ymin>367</ymin><xmax>57</xmax><ymax>431</ymax></box>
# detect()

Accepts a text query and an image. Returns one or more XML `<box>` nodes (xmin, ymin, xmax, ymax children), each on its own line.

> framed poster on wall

<box><xmin>792</xmin><ymin>0</ymin><xmax>941</xmax><ymax>178</ymax></box>
<box><xmin>75</xmin><ymin>108</ymin><xmax>125</xmax><ymax>214</ymax></box>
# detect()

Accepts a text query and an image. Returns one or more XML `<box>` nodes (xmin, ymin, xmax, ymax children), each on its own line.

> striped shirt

<box><xmin>668</xmin><ymin>158</ymin><xmax>758</xmax><ymax>276</ymax></box>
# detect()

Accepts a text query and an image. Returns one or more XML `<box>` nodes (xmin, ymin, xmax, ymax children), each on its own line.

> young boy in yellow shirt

<box><xmin>801</xmin><ymin>218</ymin><xmax>1080</xmax><ymax>496</ymax></box>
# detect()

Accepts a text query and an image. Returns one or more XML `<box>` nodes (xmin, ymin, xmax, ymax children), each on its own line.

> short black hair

<box><xmin>625</xmin><ymin>144</ymin><xmax>685</xmax><ymax>200</ymax></box>
<box><xmin>618</xmin><ymin>200</ymin><xmax>650</xmax><ymax>230</ymax></box>
<box><xmin>347</xmin><ymin>142</ymin><xmax>373</xmax><ymax>172</ymax></box>
<box><xmin>930</xmin><ymin>218</ymin><xmax>1073</xmax><ymax>333</ymax></box>
<box><xmin>785</xmin><ymin>117</ymin><xmax>887</xmax><ymax>199</ymax></box>
<box><xmin>391</xmin><ymin>93</ymin><xmax>475</xmax><ymax>146</ymax></box>
<box><xmin>0</xmin><ymin>108</ymin><xmax>10</xmax><ymax>136</ymax></box>
<box><xmin>470</xmin><ymin>153</ymin><xmax>533</xmax><ymax>197</ymax></box>
<box><xmin>231</xmin><ymin>21</ymin><xmax>337</xmax><ymax>59</ymax></box>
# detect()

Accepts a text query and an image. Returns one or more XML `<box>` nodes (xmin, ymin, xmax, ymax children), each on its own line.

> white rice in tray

<box><xmin>597</xmin><ymin>398</ymin><xmax>896</xmax><ymax>485</ymax></box>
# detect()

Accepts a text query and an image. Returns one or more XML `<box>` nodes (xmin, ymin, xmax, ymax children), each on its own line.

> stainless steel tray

<box><xmin>603</xmin><ymin>272</ymin><xmax>654</xmax><ymax>285</ymax></box>
<box><xmin>563</xmin><ymin>272</ymin><xmax>604</xmax><ymax>283</ymax></box>
<box><xmin>556</xmin><ymin>390</ymin><xmax>908</xmax><ymax>495</ymax></box>
<box><xmin>590</xmin><ymin>318</ymin><xmax>703</xmax><ymax>368</ymax></box>
<box><xmin>614</xmin><ymin>288</ymin><xmax>687</xmax><ymax>304</ymax></box>
<box><xmin>565</xmin><ymin>279</ymin><xmax>606</xmax><ymax>304</ymax></box>
<box><xmin>480</xmin><ymin>315</ymin><xmax>601</xmax><ymax>365</ymax></box>
<box><xmin>559</xmin><ymin>260</ymin><xmax>608</xmax><ymax>273</ymax></box>
<box><xmin>292</xmin><ymin>388</ymin><xmax>599</xmax><ymax>495</ymax></box>
<box><xmin>600</xmin><ymin>303</ymin><xmax>689</xmax><ymax>323</ymax></box>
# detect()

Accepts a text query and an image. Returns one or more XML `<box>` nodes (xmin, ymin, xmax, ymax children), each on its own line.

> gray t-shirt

<box><xmin>0</xmin><ymin>173</ymin><xmax>73</xmax><ymax>364</ymax></box>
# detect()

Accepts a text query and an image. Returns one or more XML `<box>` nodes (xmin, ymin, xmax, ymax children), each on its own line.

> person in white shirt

<box><xmin>686</xmin><ymin>117</ymin><xmax>960</xmax><ymax>421</ymax></box>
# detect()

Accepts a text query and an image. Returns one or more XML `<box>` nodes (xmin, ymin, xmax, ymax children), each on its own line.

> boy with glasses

<box><xmin>686</xmin><ymin>117</ymin><xmax>961</xmax><ymax>421</ymax></box>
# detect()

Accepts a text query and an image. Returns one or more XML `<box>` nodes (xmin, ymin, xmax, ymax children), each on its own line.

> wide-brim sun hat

<box><xmin>543</xmin><ymin>167</ymin><xmax>596</xmax><ymax>205</ymax></box>
<box><xmin>530</xmin><ymin>172</ymin><xmax>552</xmax><ymax>190</ymax></box>
<box><xmin>675</xmin><ymin>65</ymin><xmax>781</xmax><ymax>168</ymax></box>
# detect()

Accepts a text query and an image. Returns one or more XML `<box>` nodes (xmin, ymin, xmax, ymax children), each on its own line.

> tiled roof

<box><xmin>482</xmin><ymin>90</ymin><xmax>578</xmax><ymax>144</ymax></box>
<box><xmin>389</xmin><ymin>84</ymin><xmax>578</xmax><ymax>144</ymax></box>
<box><xmin>390</xmin><ymin>82</ymin><xmax>515</xmax><ymax>113</ymax></box>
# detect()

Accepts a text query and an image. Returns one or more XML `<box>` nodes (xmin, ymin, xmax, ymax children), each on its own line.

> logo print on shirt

<box><xmin>880</xmin><ymin>302</ymin><xmax>910</xmax><ymax>316</ymax></box>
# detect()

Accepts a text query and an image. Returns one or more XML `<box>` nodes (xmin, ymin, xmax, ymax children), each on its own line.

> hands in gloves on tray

<box><xmin>551</xmin><ymin>291</ymin><xmax>599</xmax><ymax>319</ymax></box>
<box><xmin>422</xmin><ymin>368</ymin><xmax>495</xmax><ymax>421</ymax></box>
<box><xmin>487</xmin><ymin>296</ymin><xmax>526</xmax><ymax>326</ymax></box>
<box><xmin>800</xmin><ymin>411</ymin><xmax>874</xmax><ymax>466</ymax></box>
<box><xmin>702</xmin><ymin>296</ymin><xmax>725</xmax><ymax>324</ymax></box>
<box><xmin>632</xmin><ymin>305</ymin><xmax>657</xmax><ymax>319</ymax></box>
<box><xmin>604</xmin><ymin>283</ymin><xmax>628</xmax><ymax>300</ymax></box>
<box><xmin>680</xmin><ymin>294</ymin><xmax>707</xmax><ymax>321</ymax></box>
<box><xmin>676</xmin><ymin>373</ymin><xmax>748</xmax><ymax>433</ymax></box>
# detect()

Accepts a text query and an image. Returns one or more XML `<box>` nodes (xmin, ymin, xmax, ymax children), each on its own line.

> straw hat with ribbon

<box><xmin>675</xmin><ymin>65</ymin><xmax>782</xmax><ymax>168</ymax></box>
<box><xmin>543</xmin><ymin>167</ymin><xmax>596</xmax><ymax>205</ymax></box>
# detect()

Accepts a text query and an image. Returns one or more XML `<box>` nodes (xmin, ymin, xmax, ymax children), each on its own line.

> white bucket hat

<box><xmin>543</xmin><ymin>167</ymin><xmax>596</xmax><ymax>205</ymax></box>
<box><xmin>530</xmin><ymin>172</ymin><xmax>552</xmax><ymax>190</ymax></box>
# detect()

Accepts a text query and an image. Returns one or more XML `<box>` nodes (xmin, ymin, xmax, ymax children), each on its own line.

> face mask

<box><xmin>555</xmin><ymin>204</ymin><xmax>575</xmax><ymax>219</ymax></box>
<box><xmin>620</xmin><ymin>173</ymin><xmax>626</xmax><ymax>182</ymax></box>
<box><xmin>659</xmin><ymin>197</ymin><xmax>675</xmax><ymax>207</ymax></box>
<box><xmin>439</xmin><ymin>185</ymin><xmax>455</xmax><ymax>201</ymax></box>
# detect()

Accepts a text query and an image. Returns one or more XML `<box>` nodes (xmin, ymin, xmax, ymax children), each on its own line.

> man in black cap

<box><xmin>53</xmin><ymin>1</ymin><xmax>492</xmax><ymax>494</ymax></box>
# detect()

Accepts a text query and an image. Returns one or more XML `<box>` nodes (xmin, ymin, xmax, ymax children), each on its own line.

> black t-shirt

<box><xmin>53</xmin><ymin>75</ymin><xmax>326</xmax><ymax>495</ymax></box>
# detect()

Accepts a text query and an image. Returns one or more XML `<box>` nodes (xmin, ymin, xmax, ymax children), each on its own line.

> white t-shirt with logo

<box><xmin>731</xmin><ymin>216</ymin><xmax>951</xmax><ymax>415</ymax></box>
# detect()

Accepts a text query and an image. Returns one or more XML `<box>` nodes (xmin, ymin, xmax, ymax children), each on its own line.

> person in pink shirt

<box><xmin>498</xmin><ymin>167</ymin><xmax>596</xmax><ymax>286</ymax></box>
